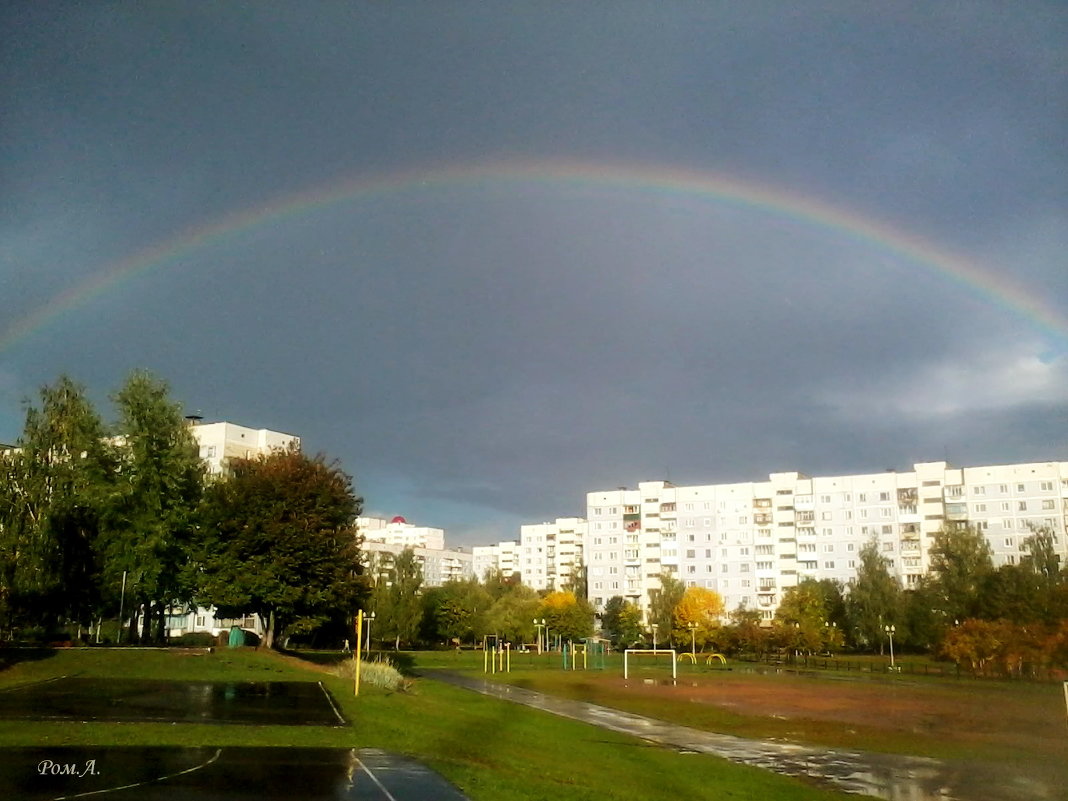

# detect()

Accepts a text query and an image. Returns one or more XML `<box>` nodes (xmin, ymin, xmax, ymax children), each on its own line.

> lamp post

<box><xmin>824</xmin><ymin>621</ymin><xmax>837</xmax><ymax>654</ymax></box>
<box><xmin>884</xmin><ymin>624</ymin><xmax>896</xmax><ymax>670</ymax></box>
<box><xmin>687</xmin><ymin>621</ymin><xmax>697</xmax><ymax>657</ymax></box>
<box><xmin>533</xmin><ymin>618</ymin><xmax>546</xmax><ymax>654</ymax></box>
<box><xmin>651</xmin><ymin>623</ymin><xmax>659</xmax><ymax>651</ymax></box>
<box><xmin>365</xmin><ymin>611</ymin><xmax>376</xmax><ymax>652</ymax></box>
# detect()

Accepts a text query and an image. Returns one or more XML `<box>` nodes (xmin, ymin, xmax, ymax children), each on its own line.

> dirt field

<box><xmin>600</xmin><ymin>671</ymin><xmax>1068</xmax><ymax>763</ymax></box>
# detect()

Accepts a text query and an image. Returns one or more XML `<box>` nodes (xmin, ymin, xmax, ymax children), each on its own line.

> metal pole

<box><xmin>354</xmin><ymin>610</ymin><xmax>363</xmax><ymax>696</ymax></box>
<box><xmin>117</xmin><ymin>570</ymin><xmax>127</xmax><ymax>644</ymax></box>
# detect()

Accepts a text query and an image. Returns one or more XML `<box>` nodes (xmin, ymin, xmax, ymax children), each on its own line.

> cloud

<box><xmin>818</xmin><ymin>342</ymin><xmax>1068</xmax><ymax>421</ymax></box>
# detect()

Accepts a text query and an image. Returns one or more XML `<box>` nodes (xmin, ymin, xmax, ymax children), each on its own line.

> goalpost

<box><xmin>623</xmin><ymin>649</ymin><xmax>677</xmax><ymax>680</ymax></box>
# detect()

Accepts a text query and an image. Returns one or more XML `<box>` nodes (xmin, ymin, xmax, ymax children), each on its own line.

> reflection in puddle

<box><xmin>430</xmin><ymin>671</ymin><xmax>1057</xmax><ymax>801</ymax></box>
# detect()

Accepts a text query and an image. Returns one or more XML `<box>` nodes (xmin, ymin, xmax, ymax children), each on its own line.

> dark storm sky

<box><xmin>2</xmin><ymin>2</ymin><xmax>1065</xmax><ymax>546</ymax></box>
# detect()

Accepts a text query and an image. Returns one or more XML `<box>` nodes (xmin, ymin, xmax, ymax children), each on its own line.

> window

<box><xmin>1042</xmin><ymin>499</ymin><xmax>1055</xmax><ymax>510</ymax></box>
<box><xmin>1004</xmin><ymin>537</ymin><xmax>1014</xmax><ymax>547</ymax></box>
<box><xmin>882</xmin><ymin>525</ymin><xmax>893</xmax><ymax>534</ymax></box>
<box><xmin>1017</xmin><ymin>484</ymin><xmax>1025</xmax><ymax>492</ymax></box>
<box><xmin>847</xmin><ymin>543</ymin><xmax>855</xmax><ymax>551</ymax></box>
<box><xmin>686</xmin><ymin>549</ymin><xmax>695</xmax><ymax>558</ymax></box>
<box><xmin>1018</xmin><ymin>501</ymin><xmax>1027</xmax><ymax>511</ymax></box>
<box><xmin>859</xmin><ymin>493</ymin><xmax>867</xmax><ymax>502</ymax></box>
<box><xmin>820</xmin><ymin>495</ymin><xmax>831</xmax><ymax>503</ymax></box>
<box><xmin>823</xmin><ymin>561</ymin><xmax>835</xmax><ymax>569</ymax></box>
<box><xmin>881</xmin><ymin>508</ymin><xmax>892</xmax><ymax>518</ymax></box>
<box><xmin>999</xmin><ymin>485</ymin><xmax>1008</xmax><ymax>493</ymax></box>
<box><xmin>1001</xmin><ymin>502</ymin><xmax>1011</xmax><ymax>511</ymax></box>
<box><xmin>823</xmin><ymin>543</ymin><xmax>834</xmax><ymax>552</ymax></box>
<box><xmin>975</xmin><ymin>504</ymin><xmax>986</xmax><ymax>512</ymax></box>
<box><xmin>880</xmin><ymin>492</ymin><xmax>890</xmax><ymax>501</ymax></box>
<box><xmin>687</xmin><ymin>565</ymin><xmax>696</xmax><ymax>574</ymax></box>
<box><xmin>822</xmin><ymin>511</ymin><xmax>832</xmax><ymax>520</ymax></box>
<box><xmin>704</xmin><ymin>548</ymin><xmax>711</xmax><ymax>558</ymax></box>
<box><xmin>739</xmin><ymin>564</ymin><xmax>750</xmax><ymax>572</ymax></box>
<box><xmin>973</xmin><ymin>486</ymin><xmax>985</xmax><ymax>495</ymax></box>
<box><xmin>882</xmin><ymin>542</ymin><xmax>894</xmax><ymax>552</ymax></box>
<box><xmin>1040</xmin><ymin>481</ymin><xmax>1053</xmax><ymax>491</ymax></box>
<box><xmin>721</xmin><ymin>564</ymin><xmax>728</xmax><ymax>573</ymax></box>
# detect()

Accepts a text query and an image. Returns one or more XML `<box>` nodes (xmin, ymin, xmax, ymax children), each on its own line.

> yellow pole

<box><xmin>483</xmin><ymin>642</ymin><xmax>488</xmax><ymax>673</ymax></box>
<box><xmin>506</xmin><ymin>644</ymin><xmax>511</xmax><ymax>673</ymax></box>
<box><xmin>354</xmin><ymin>610</ymin><xmax>363</xmax><ymax>697</ymax></box>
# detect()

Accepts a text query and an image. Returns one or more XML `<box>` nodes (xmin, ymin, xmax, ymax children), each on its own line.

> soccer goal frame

<box><xmin>623</xmin><ymin>649</ymin><xmax>677</xmax><ymax>680</ymax></box>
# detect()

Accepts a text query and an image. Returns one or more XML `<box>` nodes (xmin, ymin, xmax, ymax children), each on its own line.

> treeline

<box><xmin>368</xmin><ymin>555</ymin><xmax>597</xmax><ymax>649</ymax></box>
<box><xmin>596</xmin><ymin>526</ymin><xmax>1068</xmax><ymax>677</ymax></box>
<box><xmin>0</xmin><ymin>373</ymin><xmax>366</xmax><ymax>648</ymax></box>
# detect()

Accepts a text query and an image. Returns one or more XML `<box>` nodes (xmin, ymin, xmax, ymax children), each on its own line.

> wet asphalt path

<box><xmin>0</xmin><ymin>747</ymin><xmax>471</xmax><ymax>801</ymax></box>
<box><xmin>426</xmin><ymin>670</ymin><xmax>1060</xmax><ymax>801</ymax></box>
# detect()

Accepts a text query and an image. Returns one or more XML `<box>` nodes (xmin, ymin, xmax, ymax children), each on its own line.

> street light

<box><xmin>884</xmin><ymin>624</ymin><xmax>896</xmax><ymax>670</ymax></box>
<box><xmin>533</xmin><ymin>618</ymin><xmax>546</xmax><ymax>654</ymax></box>
<box><xmin>651</xmin><ymin>623</ymin><xmax>659</xmax><ymax>651</ymax></box>
<box><xmin>687</xmin><ymin>621</ymin><xmax>697</xmax><ymax>657</ymax></box>
<box><xmin>365</xmin><ymin>611</ymin><xmax>376</xmax><ymax>651</ymax></box>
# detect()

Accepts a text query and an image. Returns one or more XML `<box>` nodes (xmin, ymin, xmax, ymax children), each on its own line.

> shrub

<box><xmin>334</xmin><ymin>656</ymin><xmax>410</xmax><ymax>692</ymax></box>
<box><xmin>174</xmin><ymin>632</ymin><xmax>216</xmax><ymax>647</ymax></box>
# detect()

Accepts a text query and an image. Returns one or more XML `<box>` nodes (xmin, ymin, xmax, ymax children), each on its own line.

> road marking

<box><xmin>51</xmin><ymin>748</ymin><xmax>222</xmax><ymax>800</ymax></box>
<box><xmin>354</xmin><ymin>756</ymin><xmax>399</xmax><ymax>801</ymax></box>
<box><xmin>319</xmin><ymin>680</ymin><xmax>347</xmax><ymax>725</ymax></box>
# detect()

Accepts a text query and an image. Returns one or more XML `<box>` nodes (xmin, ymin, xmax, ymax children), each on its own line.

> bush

<box><xmin>333</xmin><ymin>656</ymin><xmax>410</xmax><ymax>692</ymax></box>
<box><xmin>174</xmin><ymin>632</ymin><xmax>216</xmax><ymax>647</ymax></box>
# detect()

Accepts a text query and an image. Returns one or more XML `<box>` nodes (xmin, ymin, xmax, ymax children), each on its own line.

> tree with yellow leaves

<box><xmin>539</xmin><ymin>589</ymin><xmax>594</xmax><ymax>642</ymax></box>
<box><xmin>671</xmin><ymin>586</ymin><xmax>725</xmax><ymax>652</ymax></box>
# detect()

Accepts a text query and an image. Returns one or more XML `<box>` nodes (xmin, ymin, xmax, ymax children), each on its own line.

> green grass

<box><xmin>0</xmin><ymin>648</ymin><xmax>861</xmax><ymax>801</ymax></box>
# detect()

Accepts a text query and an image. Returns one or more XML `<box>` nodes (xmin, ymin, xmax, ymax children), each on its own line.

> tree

<box><xmin>0</xmin><ymin>377</ymin><xmax>114</xmax><ymax>635</ymax></box>
<box><xmin>101</xmin><ymin>371</ymin><xmax>204</xmax><ymax>642</ymax></box>
<box><xmin>600</xmin><ymin>596</ymin><xmax>643</xmax><ymax>650</ymax></box>
<box><xmin>775</xmin><ymin>579</ymin><xmax>838</xmax><ymax>654</ymax></box>
<box><xmin>421</xmin><ymin>577</ymin><xmax>490</xmax><ymax>645</ymax></box>
<box><xmin>540</xmin><ymin>590</ymin><xmax>594</xmax><ymax>642</ymax></box>
<box><xmin>723</xmin><ymin>603</ymin><xmax>769</xmax><ymax>657</ymax></box>
<box><xmin>483</xmin><ymin>584</ymin><xmax>541</xmax><ymax>644</ymax></box>
<box><xmin>672</xmin><ymin>586</ymin><xmax>725</xmax><ymax>651</ymax></box>
<box><xmin>647</xmin><ymin>572</ymin><xmax>684</xmax><ymax>645</ymax></box>
<box><xmin>927</xmin><ymin>525</ymin><xmax>994</xmax><ymax>624</ymax></box>
<box><xmin>845</xmin><ymin>539</ymin><xmax>902</xmax><ymax>651</ymax></box>
<box><xmin>372</xmin><ymin>547</ymin><xmax>424</xmax><ymax>650</ymax></box>
<box><xmin>194</xmin><ymin>445</ymin><xmax>366</xmax><ymax>649</ymax></box>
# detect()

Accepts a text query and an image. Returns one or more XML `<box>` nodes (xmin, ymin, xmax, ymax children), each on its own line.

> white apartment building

<box><xmin>518</xmin><ymin>518</ymin><xmax>587</xmax><ymax>591</ymax></box>
<box><xmin>472</xmin><ymin>541</ymin><xmax>519</xmax><ymax>581</ymax></box>
<box><xmin>586</xmin><ymin>461</ymin><xmax>1068</xmax><ymax>621</ymax></box>
<box><xmin>189</xmin><ymin>419</ymin><xmax>299</xmax><ymax>475</ymax></box>
<box><xmin>357</xmin><ymin>516</ymin><xmax>446</xmax><ymax>550</ymax></box>
<box><xmin>362</xmin><ymin>540</ymin><xmax>474</xmax><ymax>587</ymax></box>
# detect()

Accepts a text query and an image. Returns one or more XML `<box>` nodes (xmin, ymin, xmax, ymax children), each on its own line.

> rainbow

<box><xmin>3</xmin><ymin>158</ymin><xmax>1066</xmax><ymax>352</ymax></box>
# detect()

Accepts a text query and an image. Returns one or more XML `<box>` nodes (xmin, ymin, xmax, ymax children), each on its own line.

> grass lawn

<box><xmin>0</xmin><ymin>648</ymin><xmax>860</xmax><ymax>801</ymax></box>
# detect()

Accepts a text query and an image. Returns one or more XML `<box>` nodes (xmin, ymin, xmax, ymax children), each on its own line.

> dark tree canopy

<box><xmin>194</xmin><ymin>445</ymin><xmax>366</xmax><ymax>649</ymax></box>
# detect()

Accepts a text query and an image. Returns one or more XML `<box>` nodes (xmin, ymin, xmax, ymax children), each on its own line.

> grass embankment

<box><xmin>414</xmin><ymin>649</ymin><xmax>1067</xmax><ymax>768</ymax></box>
<box><xmin>0</xmin><ymin>648</ymin><xmax>858</xmax><ymax>801</ymax></box>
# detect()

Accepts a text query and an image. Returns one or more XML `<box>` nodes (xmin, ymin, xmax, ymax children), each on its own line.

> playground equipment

<box><xmin>482</xmin><ymin>634</ymin><xmax>511</xmax><ymax>674</ymax></box>
<box><xmin>706</xmin><ymin>653</ymin><xmax>727</xmax><ymax>666</ymax></box>
<box><xmin>623</xmin><ymin>648</ymin><xmax>677</xmax><ymax>680</ymax></box>
<box><xmin>677</xmin><ymin>652</ymin><xmax>697</xmax><ymax>664</ymax></box>
<box><xmin>562</xmin><ymin>638</ymin><xmax>607</xmax><ymax>670</ymax></box>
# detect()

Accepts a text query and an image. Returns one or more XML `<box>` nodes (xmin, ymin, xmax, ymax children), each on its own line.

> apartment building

<box><xmin>357</xmin><ymin>516</ymin><xmax>445</xmax><ymax>550</ymax></box>
<box><xmin>189</xmin><ymin>419</ymin><xmax>299</xmax><ymax>475</ymax></box>
<box><xmin>362</xmin><ymin>540</ymin><xmax>474</xmax><ymax>587</ymax></box>
<box><xmin>471</xmin><ymin>541</ymin><xmax>519</xmax><ymax>581</ymax></box>
<box><xmin>585</xmin><ymin>461</ymin><xmax>1068</xmax><ymax>621</ymax></box>
<box><xmin>518</xmin><ymin>517</ymin><xmax>587</xmax><ymax>591</ymax></box>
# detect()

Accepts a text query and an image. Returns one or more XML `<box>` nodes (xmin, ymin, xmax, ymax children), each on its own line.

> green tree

<box><xmin>724</xmin><ymin>603</ymin><xmax>769</xmax><ymax>657</ymax></box>
<box><xmin>647</xmin><ymin>572</ymin><xmax>684</xmax><ymax>645</ymax></box>
<box><xmin>775</xmin><ymin>579</ymin><xmax>837</xmax><ymax>654</ymax></box>
<box><xmin>845</xmin><ymin>539</ymin><xmax>902</xmax><ymax>651</ymax></box>
<box><xmin>102</xmin><ymin>371</ymin><xmax>204</xmax><ymax>642</ymax></box>
<box><xmin>0</xmin><ymin>377</ymin><xmax>114</xmax><ymax>635</ymax></box>
<box><xmin>421</xmin><ymin>577</ymin><xmax>491</xmax><ymax>645</ymax></box>
<box><xmin>927</xmin><ymin>525</ymin><xmax>994</xmax><ymax>624</ymax></box>
<box><xmin>373</xmin><ymin>547</ymin><xmax>424</xmax><ymax>650</ymax></box>
<box><xmin>600</xmin><ymin>596</ymin><xmax>643</xmax><ymax>650</ymax></box>
<box><xmin>194</xmin><ymin>445</ymin><xmax>365</xmax><ymax>649</ymax></box>
<box><xmin>484</xmin><ymin>584</ymin><xmax>541</xmax><ymax>644</ymax></box>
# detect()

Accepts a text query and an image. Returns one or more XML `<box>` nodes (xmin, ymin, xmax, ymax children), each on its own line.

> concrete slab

<box><xmin>0</xmin><ymin>678</ymin><xmax>345</xmax><ymax>726</ymax></box>
<box><xmin>0</xmin><ymin>747</ymin><xmax>471</xmax><ymax>800</ymax></box>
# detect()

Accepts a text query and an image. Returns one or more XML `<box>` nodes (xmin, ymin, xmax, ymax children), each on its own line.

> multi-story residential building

<box><xmin>188</xmin><ymin>419</ymin><xmax>299</xmax><ymax>475</ymax></box>
<box><xmin>585</xmin><ymin>461</ymin><xmax>1068</xmax><ymax>621</ymax></box>
<box><xmin>518</xmin><ymin>517</ymin><xmax>587</xmax><ymax>591</ymax></box>
<box><xmin>357</xmin><ymin>516</ymin><xmax>445</xmax><ymax>550</ymax></box>
<box><xmin>361</xmin><ymin>540</ymin><xmax>473</xmax><ymax>587</ymax></box>
<box><xmin>471</xmin><ymin>541</ymin><xmax>519</xmax><ymax>581</ymax></box>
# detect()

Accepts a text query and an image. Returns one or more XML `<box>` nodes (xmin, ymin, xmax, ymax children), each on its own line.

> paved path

<box><xmin>427</xmin><ymin>670</ymin><xmax>1057</xmax><ymax>801</ymax></box>
<box><xmin>0</xmin><ymin>747</ymin><xmax>471</xmax><ymax>801</ymax></box>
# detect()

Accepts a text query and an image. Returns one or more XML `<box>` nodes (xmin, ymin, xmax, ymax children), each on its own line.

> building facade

<box><xmin>518</xmin><ymin>517</ymin><xmax>587</xmax><ymax>591</ymax></box>
<box><xmin>189</xmin><ymin>419</ymin><xmax>299</xmax><ymax>475</ymax></box>
<box><xmin>357</xmin><ymin>516</ymin><xmax>446</xmax><ymax>550</ymax></box>
<box><xmin>584</xmin><ymin>461</ymin><xmax>1068</xmax><ymax>620</ymax></box>
<box><xmin>362</xmin><ymin>540</ymin><xmax>474</xmax><ymax>587</ymax></box>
